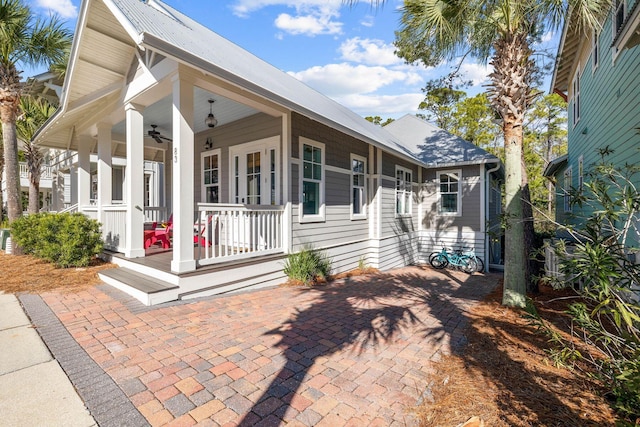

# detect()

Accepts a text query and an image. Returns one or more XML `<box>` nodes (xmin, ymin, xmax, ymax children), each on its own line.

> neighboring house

<box><xmin>0</xmin><ymin>72</ymin><xmax>62</xmax><ymax>213</ymax></box>
<box><xmin>545</xmin><ymin>0</ymin><xmax>640</xmax><ymax>239</ymax></box>
<box><xmin>33</xmin><ymin>0</ymin><xmax>502</xmax><ymax>306</ymax></box>
<box><xmin>14</xmin><ymin>72</ymin><xmax>167</xmax><ymax>220</ymax></box>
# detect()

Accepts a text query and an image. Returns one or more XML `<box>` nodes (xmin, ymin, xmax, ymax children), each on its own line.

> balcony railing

<box><xmin>196</xmin><ymin>203</ymin><xmax>284</xmax><ymax>266</ymax></box>
<box><xmin>19</xmin><ymin>162</ymin><xmax>53</xmax><ymax>180</ymax></box>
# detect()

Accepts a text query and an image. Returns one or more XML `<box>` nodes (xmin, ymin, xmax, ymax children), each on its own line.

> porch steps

<box><xmin>98</xmin><ymin>267</ymin><xmax>179</xmax><ymax>306</ymax></box>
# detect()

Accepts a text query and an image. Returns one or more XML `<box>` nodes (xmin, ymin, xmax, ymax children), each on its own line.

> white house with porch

<box><xmin>34</xmin><ymin>0</ymin><xmax>502</xmax><ymax>305</ymax></box>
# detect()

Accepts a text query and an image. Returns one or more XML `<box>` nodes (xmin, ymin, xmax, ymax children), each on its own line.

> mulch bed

<box><xmin>415</xmin><ymin>281</ymin><xmax>619</xmax><ymax>426</ymax></box>
<box><xmin>0</xmin><ymin>252</ymin><xmax>115</xmax><ymax>294</ymax></box>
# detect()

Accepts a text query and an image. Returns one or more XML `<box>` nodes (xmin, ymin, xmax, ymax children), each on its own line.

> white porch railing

<box><xmin>59</xmin><ymin>203</ymin><xmax>79</xmax><ymax>214</ymax></box>
<box><xmin>144</xmin><ymin>207</ymin><xmax>169</xmax><ymax>224</ymax></box>
<box><xmin>196</xmin><ymin>203</ymin><xmax>284</xmax><ymax>266</ymax></box>
<box><xmin>19</xmin><ymin>162</ymin><xmax>53</xmax><ymax>180</ymax></box>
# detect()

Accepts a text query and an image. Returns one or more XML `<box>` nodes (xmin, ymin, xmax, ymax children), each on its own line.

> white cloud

<box><xmin>35</xmin><ymin>0</ymin><xmax>77</xmax><ymax>18</ymax></box>
<box><xmin>336</xmin><ymin>93</ymin><xmax>424</xmax><ymax>117</ymax></box>
<box><xmin>232</xmin><ymin>0</ymin><xmax>344</xmax><ymax>16</ymax></box>
<box><xmin>540</xmin><ymin>31</ymin><xmax>554</xmax><ymax>43</ymax></box>
<box><xmin>339</xmin><ymin>37</ymin><xmax>401</xmax><ymax>66</ymax></box>
<box><xmin>231</xmin><ymin>0</ymin><xmax>352</xmax><ymax>36</ymax></box>
<box><xmin>275</xmin><ymin>10</ymin><xmax>342</xmax><ymax>36</ymax></box>
<box><xmin>360</xmin><ymin>15</ymin><xmax>374</xmax><ymax>28</ymax></box>
<box><xmin>289</xmin><ymin>63</ymin><xmax>420</xmax><ymax>96</ymax></box>
<box><xmin>458</xmin><ymin>62</ymin><xmax>491</xmax><ymax>86</ymax></box>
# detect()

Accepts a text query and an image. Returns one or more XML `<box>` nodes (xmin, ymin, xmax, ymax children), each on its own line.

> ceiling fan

<box><xmin>146</xmin><ymin>124</ymin><xmax>172</xmax><ymax>144</ymax></box>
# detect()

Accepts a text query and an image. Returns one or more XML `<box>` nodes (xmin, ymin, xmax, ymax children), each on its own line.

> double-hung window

<box><xmin>438</xmin><ymin>170</ymin><xmax>462</xmax><ymax>216</ymax></box>
<box><xmin>564</xmin><ymin>167</ymin><xmax>573</xmax><ymax>213</ymax></box>
<box><xmin>592</xmin><ymin>30</ymin><xmax>599</xmax><ymax>71</ymax></box>
<box><xmin>202</xmin><ymin>149</ymin><xmax>221</xmax><ymax>203</ymax></box>
<box><xmin>351</xmin><ymin>155</ymin><xmax>366</xmax><ymax>219</ymax></box>
<box><xmin>300</xmin><ymin>139</ymin><xmax>325</xmax><ymax>221</ymax></box>
<box><xmin>614</xmin><ymin>0</ymin><xmax>626</xmax><ymax>34</ymax></box>
<box><xmin>572</xmin><ymin>67</ymin><xmax>581</xmax><ymax>127</ymax></box>
<box><xmin>395</xmin><ymin>166</ymin><xmax>412</xmax><ymax>216</ymax></box>
<box><xmin>578</xmin><ymin>155</ymin><xmax>584</xmax><ymax>192</ymax></box>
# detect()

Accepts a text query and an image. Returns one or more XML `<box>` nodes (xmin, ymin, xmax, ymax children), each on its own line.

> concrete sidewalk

<box><xmin>0</xmin><ymin>292</ymin><xmax>96</xmax><ymax>427</ymax></box>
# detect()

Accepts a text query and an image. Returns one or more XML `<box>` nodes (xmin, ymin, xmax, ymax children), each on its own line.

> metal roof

<box><xmin>102</xmin><ymin>0</ymin><xmax>422</xmax><ymax>164</ymax></box>
<box><xmin>384</xmin><ymin>115</ymin><xmax>500</xmax><ymax>167</ymax></box>
<box><xmin>543</xmin><ymin>154</ymin><xmax>568</xmax><ymax>177</ymax></box>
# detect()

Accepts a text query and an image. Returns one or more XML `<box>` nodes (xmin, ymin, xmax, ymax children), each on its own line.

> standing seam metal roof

<box><xmin>109</xmin><ymin>0</ymin><xmax>422</xmax><ymax>165</ymax></box>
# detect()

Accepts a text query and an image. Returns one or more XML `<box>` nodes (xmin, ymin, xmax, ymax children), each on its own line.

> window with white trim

<box><xmin>572</xmin><ymin>67</ymin><xmax>581</xmax><ymax>127</ymax></box>
<box><xmin>395</xmin><ymin>166</ymin><xmax>412</xmax><ymax>216</ymax></box>
<box><xmin>300</xmin><ymin>139</ymin><xmax>325</xmax><ymax>221</ymax></box>
<box><xmin>578</xmin><ymin>155</ymin><xmax>584</xmax><ymax>192</ymax></box>
<box><xmin>564</xmin><ymin>167</ymin><xmax>572</xmax><ymax>213</ymax></box>
<box><xmin>592</xmin><ymin>30</ymin><xmax>599</xmax><ymax>70</ymax></box>
<box><xmin>437</xmin><ymin>170</ymin><xmax>462</xmax><ymax>216</ymax></box>
<box><xmin>614</xmin><ymin>0</ymin><xmax>626</xmax><ymax>35</ymax></box>
<box><xmin>201</xmin><ymin>149</ymin><xmax>221</xmax><ymax>203</ymax></box>
<box><xmin>351</xmin><ymin>154</ymin><xmax>366</xmax><ymax>219</ymax></box>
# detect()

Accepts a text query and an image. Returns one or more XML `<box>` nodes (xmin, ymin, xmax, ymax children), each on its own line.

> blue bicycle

<box><xmin>429</xmin><ymin>246</ymin><xmax>478</xmax><ymax>274</ymax></box>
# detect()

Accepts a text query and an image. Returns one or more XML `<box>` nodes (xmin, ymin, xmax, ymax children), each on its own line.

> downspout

<box><xmin>484</xmin><ymin>161</ymin><xmax>501</xmax><ymax>272</ymax></box>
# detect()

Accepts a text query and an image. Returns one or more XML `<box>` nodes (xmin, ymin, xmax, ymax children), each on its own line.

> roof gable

<box><xmin>104</xmin><ymin>0</ymin><xmax>421</xmax><ymax>164</ymax></box>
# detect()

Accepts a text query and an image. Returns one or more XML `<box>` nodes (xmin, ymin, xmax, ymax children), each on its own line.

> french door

<box><xmin>230</xmin><ymin>137</ymin><xmax>279</xmax><ymax>206</ymax></box>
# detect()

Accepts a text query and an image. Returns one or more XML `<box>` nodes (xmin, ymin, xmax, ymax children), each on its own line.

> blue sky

<box><xmin>28</xmin><ymin>0</ymin><xmax>558</xmax><ymax>119</ymax></box>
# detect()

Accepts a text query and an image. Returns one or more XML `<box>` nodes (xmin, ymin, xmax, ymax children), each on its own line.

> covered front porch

<box><xmin>36</xmin><ymin>50</ymin><xmax>293</xmax><ymax>279</ymax></box>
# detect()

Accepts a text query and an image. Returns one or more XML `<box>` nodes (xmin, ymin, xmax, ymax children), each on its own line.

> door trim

<box><xmin>228</xmin><ymin>136</ymin><xmax>280</xmax><ymax>205</ymax></box>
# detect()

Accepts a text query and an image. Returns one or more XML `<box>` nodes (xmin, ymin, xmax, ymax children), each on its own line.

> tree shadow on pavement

<box><xmin>237</xmin><ymin>266</ymin><xmax>492</xmax><ymax>425</ymax></box>
<box><xmin>238</xmin><ymin>265</ymin><xmax>604</xmax><ymax>425</ymax></box>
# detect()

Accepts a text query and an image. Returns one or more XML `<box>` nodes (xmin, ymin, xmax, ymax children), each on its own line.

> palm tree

<box><xmin>16</xmin><ymin>97</ymin><xmax>57</xmax><ymax>213</ymax></box>
<box><xmin>393</xmin><ymin>0</ymin><xmax>609</xmax><ymax>307</ymax></box>
<box><xmin>0</xmin><ymin>0</ymin><xmax>71</xmax><ymax>221</ymax></box>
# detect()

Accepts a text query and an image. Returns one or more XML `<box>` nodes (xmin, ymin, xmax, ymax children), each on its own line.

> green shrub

<box><xmin>11</xmin><ymin>212</ymin><xmax>103</xmax><ymax>268</ymax></box>
<box><xmin>536</xmin><ymin>151</ymin><xmax>640</xmax><ymax>420</ymax></box>
<box><xmin>283</xmin><ymin>247</ymin><xmax>331</xmax><ymax>286</ymax></box>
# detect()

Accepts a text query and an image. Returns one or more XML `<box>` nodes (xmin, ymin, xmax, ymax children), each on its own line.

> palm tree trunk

<box><xmin>2</xmin><ymin>120</ymin><xmax>22</xmax><ymax>220</ymax></box>
<box><xmin>28</xmin><ymin>181</ymin><xmax>40</xmax><ymax>214</ymax></box>
<box><xmin>503</xmin><ymin>120</ymin><xmax>527</xmax><ymax>306</ymax></box>
<box><xmin>0</xmin><ymin>147</ymin><xmax>4</xmax><ymax>222</ymax></box>
<box><xmin>489</xmin><ymin>32</ymin><xmax>535</xmax><ymax>307</ymax></box>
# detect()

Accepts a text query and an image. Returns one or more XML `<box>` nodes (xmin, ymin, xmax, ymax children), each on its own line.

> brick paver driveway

<box><xmin>28</xmin><ymin>265</ymin><xmax>499</xmax><ymax>426</ymax></box>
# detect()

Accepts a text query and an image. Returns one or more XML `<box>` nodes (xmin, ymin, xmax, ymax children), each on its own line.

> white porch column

<box><xmin>97</xmin><ymin>122</ymin><xmax>113</xmax><ymax>225</ymax></box>
<box><xmin>281</xmin><ymin>113</ymin><xmax>291</xmax><ymax>253</ymax></box>
<box><xmin>171</xmin><ymin>73</ymin><xmax>196</xmax><ymax>273</ymax></box>
<box><xmin>125</xmin><ymin>103</ymin><xmax>145</xmax><ymax>258</ymax></box>
<box><xmin>77</xmin><ymin>136</ymin><xmax>91</xmax><ymax>209</ymax></box>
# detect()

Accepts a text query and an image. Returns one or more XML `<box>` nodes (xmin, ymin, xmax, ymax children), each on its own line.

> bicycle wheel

<box><xmin>473</xmin><ymin>256</ymin><xmax>485</xmax><ymax>272</ymax></box>
<box><xmin>461</xmin><ymin>257</ymin><xmax>477</xmax><ymax>274</ymax></box>
<box><xmin>429</xmin><ymin>253</ymin><xmax>448</xmax><ymax>269</ymax></box>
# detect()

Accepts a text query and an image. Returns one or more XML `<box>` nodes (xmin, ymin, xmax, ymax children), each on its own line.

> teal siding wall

<box><xmin>564</xmin><ymin>1</ymin><xmax>640</xmax><ymax>237</ymax></box>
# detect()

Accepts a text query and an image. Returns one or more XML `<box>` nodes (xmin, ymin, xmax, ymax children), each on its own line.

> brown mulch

<box><xmin>0</xmin><ymin>252</ymin><xmax>116</xmax><ymax>294</ymax></box>
<box><xmin>416</xmin><ymin>281</ymin><xmax>619</xmax><ymax>426</ymax></box>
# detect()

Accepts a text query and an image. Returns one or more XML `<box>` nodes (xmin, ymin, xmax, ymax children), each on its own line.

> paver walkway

<box><xmin>25</xmin><ymin>265</ymin><xmax>499</xmax><ymax>426</ymax></box>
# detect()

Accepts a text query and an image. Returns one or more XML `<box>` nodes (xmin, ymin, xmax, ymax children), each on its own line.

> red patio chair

<box><xmin>144</xmin><ymin>215</ymin><xmax>172</xmax><ymax>249</ymax></box>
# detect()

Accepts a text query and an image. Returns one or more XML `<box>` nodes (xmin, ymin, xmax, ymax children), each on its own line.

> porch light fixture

<box><xmin>205</xmin><ymin>99</ymin><xmax>218</xmax><ymax>128</ymax></box>
<box><xmin>204</xmin><ymin>137</ymin><xmax>213</xmax><ymax>150</ymax></box>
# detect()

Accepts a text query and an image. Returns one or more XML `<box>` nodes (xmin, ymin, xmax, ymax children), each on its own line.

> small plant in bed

<box><xmin>283</xmin><ymin>247</ymin><xmax>332</xmax><ymax>286</ymax></box>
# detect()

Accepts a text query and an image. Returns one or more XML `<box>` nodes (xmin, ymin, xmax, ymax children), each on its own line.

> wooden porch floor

<box><xmin>108</xmin><ymin>246</ymin><xmax>286</xmax><ymax>277</ymax></box>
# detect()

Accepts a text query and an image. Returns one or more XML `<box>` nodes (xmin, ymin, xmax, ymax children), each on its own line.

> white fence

<box><xmin>196</xmin><ymin>203</ymin><xmax>284</xmax><ymax>266</ymax></box>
